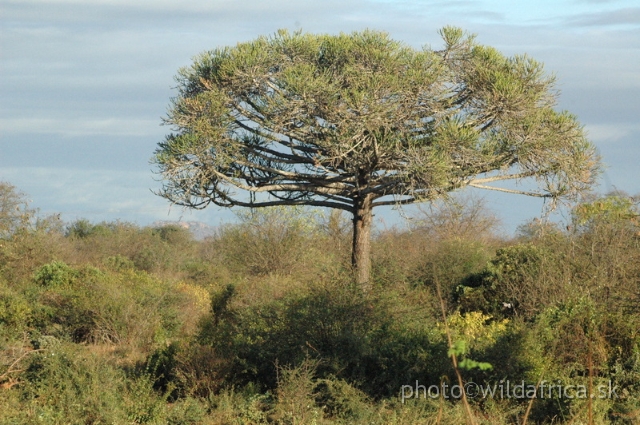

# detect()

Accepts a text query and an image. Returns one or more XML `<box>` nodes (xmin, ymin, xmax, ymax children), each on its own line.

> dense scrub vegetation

<box><xmin>1</xmin><ymin>181</ymin><xmax>639</xmax><ymax>424</ymax></box>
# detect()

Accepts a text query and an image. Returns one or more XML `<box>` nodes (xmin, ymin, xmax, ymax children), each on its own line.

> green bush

<box><xmin>165</xmin><ymin>397</ymin><xmax>207</xmax><ymax>425</ymax></box>
<box><xmin>0</xmin><ymin>343</ymin><xmax>169</xmax><ymax>424</ymax></box>
<box><xmin>103</xmin><ymin>254</ymin><xmax>136</xmax><ymax>271</ymax></box>
<box><xmin>313</xmin><ymin>377</ymin><xmax>371</xmax><ymax>421</ymax></box>
<box><xmin>213</xmin><ymin>206</ymin><xmax>323</xmax><ymax>277</ymax></box>
<box><xmin>572</xmin><ymin>193</ymin><xmax>639</xmax><ymax>232</ymax></box>
<box><xmin>197</xmin><ymin>280</ymin><xmax>443</xmax><ymax>399</ymax></box>
<box><xmin>150</xmin><ymin>224</ymin><xmax>194</xmax><ymax>246</ymax></box>
<box><xmin>33</xmin><ymin>260</ymin><xmax>77</xmax><ymax>288</ymax></box>
<box><xmin>454</xmin><ymin>243</ymin><xmax>573</xmax><ymax>319</ymax></box>
<box><xmin>0</xmin><ymin>181</ymin><xmax>34</xmax><ymax>239</ymax></box>
<box><xmin>146</xmin><ymin>342</ymin><xmax>182</xmax><ymax>400</ymax></box>
<box><xmin>518</xmin><ymin>298</ymin><xmax>640</xmax><ymax>423</ymax></box>
<box><xmin>0</xmin><ymin>284</ymin><xmax>31</xmax><ymax>335</ymax></box>
<box><xmin>28</xmin><ymin>266</ymin><xmax>193</xmax><ymax>346</ymax></box>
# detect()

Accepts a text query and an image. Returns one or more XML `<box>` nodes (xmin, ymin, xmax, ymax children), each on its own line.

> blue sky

<box><xmin>1</xmin><ymin>0</ymin><xmax>639</xmax><ymax>233</ymax></box>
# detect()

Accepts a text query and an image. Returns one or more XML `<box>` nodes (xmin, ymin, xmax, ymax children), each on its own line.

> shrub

<box><xmin>146</xmin><ymin>342</ymin><xmax>182</xmax><ymax>400</ymax></box>
<box><xmin>33</xmin><ymin>260</ymin><xmax>77</xmax><ymax>288</ymax></box>
<box><xmin>212</xmin><ymin>206</ymin><xmax>323</xmax><ymax>277</ymax></box>
<box><xmin>271</xmin><ymin>359</ymin><xmax>325</xmax><ymax>424</ymax></box>
<box><xmin>410</xmin><ymin>195</ymin><xmax>501</xmax><ymax>242</ymax></box>
<box><xmin>521</xmin><ymin>298</ymin><xmax>640</xmax><ymax>423</ymax></box>
<box><xmin>313</xmin><ymin>377</ymin><xmax>371</xmax><ymax>421</ymax></box>
<box><xmin>150</xmin><ymin>224</ymin><xmax>194</xmax><ymax>246</ymax></box>
<box><xmin>372</xmin><ymin>230</ymin><xmax>493</xmax><ymax>291</ymax></box>
<box><xmin>0</xmin><ymin>283</ymin><xmax>31</xmax><ymax>335</ymax></box>
<box><xmin>572</xmin><ymin>192</ymin><xmax>639</xmax><ymax>232</ymax></box>
<box><xmin>196</xmin><ymin>280</ymin><xmax>441</xmax><ymax>399</ymax></box>
<box><xmin>29</xmin><ymin>266</ymin><xmax>197</xmax><ymax>347</ymax></box>
<box><xmin>104</xmin><ymin>254</ymin><xmax>135</xmax><ymax>271</ymax></box>
<box><xmin>0</xmin><ymin>342</ymin><xmax>168</xmax><ymax>424</ymax></box>
<box><xmin>4</xmin><ymin>181</ymin><xmax>640</xmax><ymax>423</ymax></box>
<box><xmin>0</xmin><ymin>181</ymin><xmax>34</xmax><ymax>239</ymax></box>
<box><xmin>455</xmin><ymin>243</ymin><xmax>573</xmax><ymax>319</ymax></box>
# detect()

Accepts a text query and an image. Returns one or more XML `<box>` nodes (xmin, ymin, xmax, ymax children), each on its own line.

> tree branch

<box><xmin>468</xmin><ymin>182</ymin><xmax>552</xmax><ymax>197</ymax></box>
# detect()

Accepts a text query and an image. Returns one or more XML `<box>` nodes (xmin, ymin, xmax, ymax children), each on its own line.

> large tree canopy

<box><xmin>154</xmin><ymin>27</ymin><xmax>600</xmax><ymax>286</ymax></box>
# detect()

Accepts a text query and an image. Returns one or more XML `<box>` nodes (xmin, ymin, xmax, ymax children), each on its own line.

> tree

<box><xmin>154</xmin><ymin>27</ymin><xmax>600</xmax><ymax>287</ymax></box>
<box><xmin>0</xmin><ymin>181</ymin><xmax>33</xmax><ymax>239</ymax></box>
<box><xmin>572</xmin><ymin>192</ymin><xmax>639</xmax><ymax>232</ymax></box>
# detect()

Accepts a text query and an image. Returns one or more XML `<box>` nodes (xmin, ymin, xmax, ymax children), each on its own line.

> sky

<box><xmin>1</xmin><ymin>0</ymin><xmax>639</xmax><ymax>234</ymax></box>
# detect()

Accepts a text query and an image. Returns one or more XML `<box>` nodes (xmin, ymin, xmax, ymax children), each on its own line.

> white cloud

<box><xmin>585</xmin><ymin>123</ymin><xmax>640</xmax><ymax>143</ymax></box>
<box><xmin>0</xmin><ymin>118</ymin><xmax>162</xmax><ymax>137</ymax></box>
<box><xmin>566</xmin><ymin>7</ymin><xmax>640</xmax><ymax>27</ymax></box>
<box><xmin>0</xmin><ymin>166</ymin><xmax>236</xmax><ymax>225</ymax></box>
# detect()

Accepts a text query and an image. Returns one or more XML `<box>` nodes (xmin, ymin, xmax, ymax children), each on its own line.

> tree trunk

<box><xmin>351</xmin><ymin>192</ymin><xmax>373</xmax><ymax>291</ymax></box>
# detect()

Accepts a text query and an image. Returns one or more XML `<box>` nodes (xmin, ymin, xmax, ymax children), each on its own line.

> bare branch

<box><xmin>468</xmin><ymin>182</ymin><xmax>552</xmax><ymax>197</ymax></box>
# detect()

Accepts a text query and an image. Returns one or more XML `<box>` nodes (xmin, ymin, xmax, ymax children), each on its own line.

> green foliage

<box><xmin>516</xmin><ymin>298</ymin><xmax>640</xmax><ymax>423</ymax></box>
<box><xmin>271</xmin><ymin>359</ymin><xmax>326</xmax><ymax>423</ymax></box>
<box><xmin>156</xmin><ymin>27</ymin><xmax>599</xmax><ymax>287</ymax></box>
<box><xmin>455</xmin><ymin>243</ymin><xmax>563</xmax><ymax>318</ymax></box>
<box><xmin>0</xmin><ymin>342</ymin><xmax>170</xmax><ymax>424</ymax></box>
<box><xmin>443</xmin><ymin>311</ymin><xmax>509</xmax><ymax>372</ymax></box>
<box><xmin>0</xmin><ymin>283</ymin><xmax>31</xmax><ymax>334</ymax></box>
<box><xmin>537</xmin><ymin>298</ymin><xmax>611</xmax><ymax>373</ymax></box>
<box><xmin>447</xmin><ymin>340</ymin><xmax>492</xmax><ymax>371</ymax></box>
<box><xmin>210</xmin><ymin>283</ymin><xmax>235</xmax><ymax>325</ymax></box>
<box><xmin>65</xmin><ymin>218</ymin><xmax>126</xmax><ymax>239</ymax></box>
<box><xmin>444</xmin><ymin>311</ymin><xmax>508</xmax><ymax>351</ymax></box>
<box><xmin>458</xmin><ymin>357</ymin><xmax>493</xmax><ymax>372</ymax></box>
<box><xmin>33</xmin><ymin>260</ymin><xmax>77</xmax><ymax>287</ymax></box>
<box><xmin>573</xmin><ymin>193</ymin><xmax>639</xmax><ymax>229</ymax></box>
<box><xmin>104</xmin><ymin>254</ymin><xmax>136</xmax><ymax>271</ymax></box>
<box><xmin>158</xmin><ymin>28</ymin><xmax>598</xmax><ymax>209</ymax></box>
<box><xmin>145</xmin><ymin>342</ymin><xmax>182</xmax><ymax>400</ymax></box>
<box><xmin>197</xmin><ymin>280</ymin><xmax>441</xmax><ymax>399</ymax></box>
<box><xmin>65</xmin><ymin>218</ymin><xmax>97</xmax><ymax>238</ymax></box>
<box><xmin>214</xmin><ymin>206</ymin><xmax>323</xmax><ymax>276</ymax></box>
<box><xmin>0</xmin><ymin>181</ymin><xmax>34</xmax><ymax>239</ymax></box>
<box><xmin>3</xmin><ymin>180</ymin><xmax>640</xmax><ymax>423</ymax></box>
<box><xmin>372</xmin><ymin>230</ymin><xmax>492</xmax><ymax>291</ymax></box>
<box><xmin>59</xmin><ymin>219</ymin><xmax>200</xmax><ymax>276</ymax></box>
<box><xmin>27</xmin><ymin>265</ymin><xmax>193</xmax><ymax>346</ymax></box>
<box><xmin>151</xmin><ymin>224</ymin><xmax>194</xmax><ymax>245</ymax></box>
<box><xmin>421</xmin><ymin>239</ymin><xmax>492</xmax><ymax>295</ymax></box>
<box><xmin>165</xmin><ymin>398</ymin><xmax>207</xmax><ymax>425</ymax></box>
<box><xmin>313</xmin><ymin>377</ymin><xmax>371</xmax><ymax>421</ymax></box>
